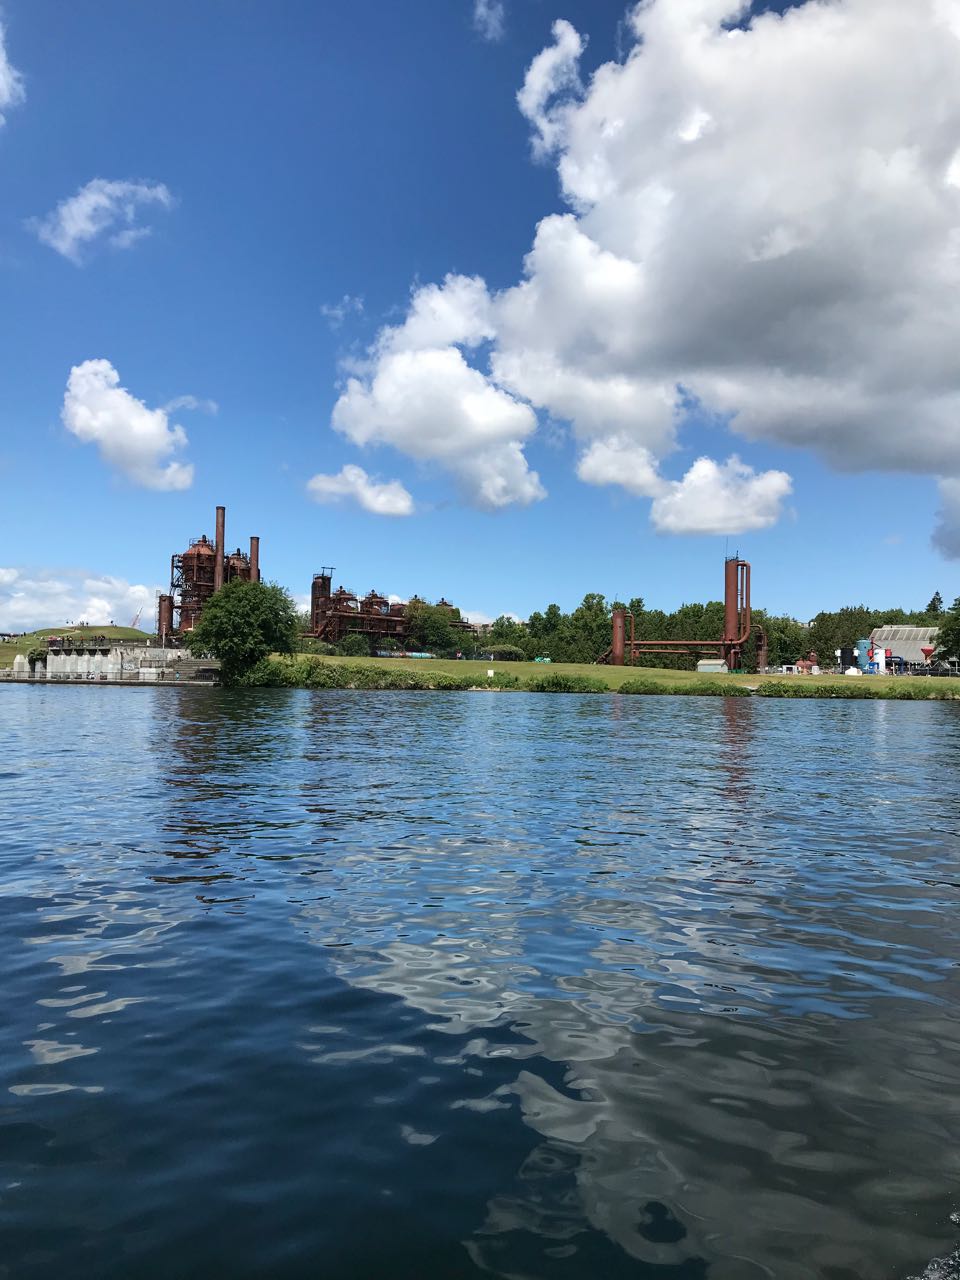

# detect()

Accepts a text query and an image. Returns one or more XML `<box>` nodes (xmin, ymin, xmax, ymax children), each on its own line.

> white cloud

<box><xmin>307</xmin><ymin>464</ymin><xmax>415</xmax><ymax>516</ymax></box>
<box><xmin>516</xmin><ymin>19</ymin><xmax>585</xmax><ymax>159</ymax></box>
<box><xmin>324</xmin><ymin>0</ymin><xmax>960</xmax><ymax>549</ymax></box>
<box><xmin>29</xmin><ymin>178</ymin><xmax>173</xmax><ymax>264</ymax></box>
<box><xmin>330</xmin><ymin>275</ymin><xmax>544</xmax><ymax>510</ymax></box>
<box><xmin>161</xmin><ymin>395</ymin><xmax>218</xmax><ymax>415</ymax></box>
<box><xmin>320</xmin><ymin>294</ymin><xmax>364</xmax><ymax>329</ymax></box>
<box><xmin>473</xmin><ymin>0</ymin><xmax>505</xmax><ymax>43</ymax></box>
<box><xmin>650</xmin><ymin>456</ymin><xmax>792</xmax><ymax>535</ymax></box>
<box><xmin>62</xmin><ymin>359</ymin><xmax>195</xmax><ymax>491</ymax></box>
<box><xmin>577</xmin><ymin>440</ymin><xmax>791</xmax><ymax>533</ymax></box>
<box><xmin>0</xmin><ymin>19</ymin><xmax>25</xmax><ymax>127</ymax></box>
<box><xmin>0</xmin><ymin>568</ymin><xmax>159</xmax><ymax>633</ymax></box>
<box><xmin>497</xmin><ymin>0</ymin><xmax>960</xmax><ymax>545</ymax></box>
<box><xmin>932</xmin><ymin>478</ymin><xmax>960</xmax><ymax>558</ymax></box>
<box><xmin>576</xmin><ymin>437</ymin><xmax>664</xmax><ymax>497</ymax></box>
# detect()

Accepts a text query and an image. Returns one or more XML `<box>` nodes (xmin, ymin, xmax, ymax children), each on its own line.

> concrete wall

<box><xmin>8</xmin><ymin>646</ymin><xmax>210</xmax><ymax>683</ymax></box>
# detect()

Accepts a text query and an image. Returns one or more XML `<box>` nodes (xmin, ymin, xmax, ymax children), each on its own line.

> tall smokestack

<box><xmin>214</xmin><ymin>505</ymin><xmax>225</xmax><ymax>592</ymax></box>
<box><xmin>249</xmin><ymin>536</ymin><xmax>260</xmax><ymax>584</ymax></box>
<box><xmin>722</xmin><ymin>556</ymin><xmax>739</xmax><ymax>645</ymax></box>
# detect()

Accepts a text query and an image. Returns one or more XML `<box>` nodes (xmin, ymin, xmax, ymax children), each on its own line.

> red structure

<box><xmin>602</xmin><ymin>557</ymin><xmax>767</xmax><ymax>672</ymax></box>
<box><xmin>157</xmin><ymin>593</ymin><xmax>174</xmax><ymax>643</ymax></box>
<box><xmin>309</xmin><ymin>568</ymin><xmax>474</xmax><ymax>649</ymax></box>
<box><xmin>170</xmin><ymin>505</ymin><xmax>260</xmax><ymax>632</ymax></box>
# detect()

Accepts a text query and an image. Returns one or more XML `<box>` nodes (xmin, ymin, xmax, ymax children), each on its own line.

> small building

<box><xmin>868</xmin><ymin>625</ymin><xmax>940</xmax><ymax>667</ymax></box>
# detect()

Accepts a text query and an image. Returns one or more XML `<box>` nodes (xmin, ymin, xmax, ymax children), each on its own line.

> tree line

<box><xmin>191</xmin><ymin>580</ymin><xmax>959</xmax><ymax>686</ymax></box>
<box><xmin>482</xmin><ymin>590</ymin><xmax>957</xmax><ymax>671</ymax></box>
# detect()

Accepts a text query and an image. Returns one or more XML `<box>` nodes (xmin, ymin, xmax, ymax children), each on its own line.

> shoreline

<box><xmin>4</xmin><ymin>657</ymin><xmax>959</xmax><ymax>700</ymax></box>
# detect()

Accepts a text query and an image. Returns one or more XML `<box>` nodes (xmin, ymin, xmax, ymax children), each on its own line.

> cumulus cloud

<box><xmin>307</xmin><ymin>464</ymin><xmax>415</xmax><ymax>516</ymax></box>
<box><xmin>62</xmin><ymin>359</ymin><xmax>195</xmax><ymax>490</ymax></box>
<box><xmin>576</xmin><ymin>437</ymin><xmax>664</xmax><ymax>497</ymax></box>
<box><xmin>577</xmin><ymin>439</ymin><xmax>791</xmax><ymax>532</ymax></box>
<box><xmin>28</xmin><ymin>178</ymin><xmax>173</xmax><ymax>264</ymax></box>
<box><xmin>330</xmin><ymin>275</ymin><xmax>545</xmax><ymax>509</ymax></box>
<box><xmin>516</xmin><ymin>19</ymin><xmax>585</xmax><ymax>158</ymax></box>
<box><xmin>0</xmin><ymin>568</ymin><xmax>159</xmax><ymax>633</ymax></box>
<box><xmin>473</xmin><ymin>0</ymin><xmax>505</xmax><ymax>42</ymax></box>
<box><xmin>331</xmin><ymin>0</ymin><xmax>960</xmax><ymax>546</ymax></box>
<box><xmin>497</xmin><ymin>0</ymin><xmax>960</xmax><ymax>545</ymax></box>
<box><xmin>650</xmin><ymin>456</ymin><xmax>793</xmax><ymax>535</ymax></box>
<box><xmin>0</xmin><ymin>19</ymin><xmax>25</xmax><ymax>127</ymax></box>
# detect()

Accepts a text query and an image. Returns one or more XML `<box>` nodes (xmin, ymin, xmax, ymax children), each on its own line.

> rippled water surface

<box><xmin>2</xmin><ymin>686</ymin><xmax>960</xmax><ymax>1279</ymax></box>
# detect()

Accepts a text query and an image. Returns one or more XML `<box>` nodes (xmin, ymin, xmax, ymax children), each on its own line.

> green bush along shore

<box><xmin>246</xmin><ymin>654</ymin><xmax>960</xmax><ymax>699</ymax></box>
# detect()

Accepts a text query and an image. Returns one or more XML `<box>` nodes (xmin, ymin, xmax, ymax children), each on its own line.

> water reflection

<box><xmin>0</xmin><ymin>687</ymin><xmax>958</xmax><ymax>1280</ymax></box>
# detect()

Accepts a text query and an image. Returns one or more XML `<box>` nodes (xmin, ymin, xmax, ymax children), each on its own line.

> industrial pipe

<box><xmin>611</xmin><ymin>609</ymin><xmax>626</xmax><ymax>666</ymax></box>
<box><xmin>249</xmin><ymin>536</ymin><xmax>260</xmax><ymax>584</ymax></box>
<box><xmin>214</xmin><ymin>505</ymin><xmax>225</xmax><ymax>593</ymax></box>
<box><xmin>158</xmin><ymin>594</ymin><xmax>174</xmax><ymax>643</ymax></box>
<box><xmin>723</xmin><ymin>557</ymin><xmax>740</xmax><ymax>646</ymax></box>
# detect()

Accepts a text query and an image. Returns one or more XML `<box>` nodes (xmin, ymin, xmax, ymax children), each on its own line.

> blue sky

<box><xmin>1</xmin><ymin>0</ymin><xmax>958</xmax><ymax>630</ymax></box>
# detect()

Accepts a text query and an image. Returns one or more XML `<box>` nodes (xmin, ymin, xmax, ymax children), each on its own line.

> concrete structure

<box><xmin>6</xmin><ymin>644</ymin><xmax>218</xmax><ymax>684</ymax></box>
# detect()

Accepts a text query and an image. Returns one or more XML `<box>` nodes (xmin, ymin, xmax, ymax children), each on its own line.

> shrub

<box><xmin>619</xmin><ymin>678</ymin><xmax>749</xmax><ymax>696</ymax></box>
<box><xmin>336</xmin><ymin>634</ymin><xmax>371</xmax><ymax>657</ymax></box>
<box><xmin>756</xmin><ymin>680</ymin><xmax>878</xmax><ymax>699</ymax></box>
<box><xmin>617</xmin><ymin>679</ymin><xmax>670</xmax><ymax>695</ymax></box>
<box><xmin>296</xmin><ymin>637</ymin><xmax>337</xmax><ymax>656</ymax></box>
<box><xmin>483</xmin><ymin>645</ymin><xmax>527</xmax><ymax>662</ymax></box>
<box><xmin>524</xmin><ymin>673</ymin><xmax>608</xmax><ymax>693</ymax></box>
<box><xmin>673</xmin><ymin>681</ymin><xmax>751</xmax><ymax>697</ymax></box>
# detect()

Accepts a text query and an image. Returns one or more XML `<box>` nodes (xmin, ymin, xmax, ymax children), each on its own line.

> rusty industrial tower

<box><xmin>158</xmin><ymin>505</ymin><xmax>260</xmax><ymax>641</ymax></box>
<box><xmin>308</xmin><ymin>569</ymin><xmax>474</xmax><ymax>649</ymax></box>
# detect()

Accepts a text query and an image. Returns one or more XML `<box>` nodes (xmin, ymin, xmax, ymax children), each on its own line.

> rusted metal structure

<box><xmin>602</xmin><ymin>557</ymin><xmax>767</xmax><ymax>672</ymax></box>
<box><xmin>309</xmin><ymin>567</ymin><xmax>474</xmax><ymax>648</ymax></box>
<box><xmin>158</xmin><ymin>593</ymin><xmax>174</xmax><ymax>643</ymax></box>
<box><xmin>169</xmin><ymin>505</ymin><xmax>261</xmax><ymax>632</ymax></box>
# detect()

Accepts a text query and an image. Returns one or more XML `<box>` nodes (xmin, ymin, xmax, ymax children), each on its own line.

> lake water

<box><xmin>1</xmin><ymin>686</ymin><xmax>959</xmax><ymax>1280</ymax></box>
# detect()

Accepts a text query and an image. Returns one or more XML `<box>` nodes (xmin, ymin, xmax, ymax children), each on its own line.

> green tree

<box><xmin>926</xmin><ymin>591</ymin><xmax>944</xmax><ymax>615</ymax></box>
<box><xmin>405</xmin><ymin>603</ymin><xmax>456</xmax><ymax>654</ymax></box>
<box><xmin>337</xmin><ymin>633</ymin><xmax>370</xmax><ymax>657</ymax></box>
<box><xmin>934</xmin><ymin>597</ymin><xmax>960</xmax><ymax>663</ymax></box>
<box><xmin>187</xmin><ymin>579</ymin><xmax>299</xmax><ymax>685</ymax></box>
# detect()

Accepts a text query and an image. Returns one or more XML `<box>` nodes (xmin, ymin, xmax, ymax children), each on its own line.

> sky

<box><xmin>1</xmin><ymin>0</ymin><xmax>959</xmax><ymax>632</ymax></box>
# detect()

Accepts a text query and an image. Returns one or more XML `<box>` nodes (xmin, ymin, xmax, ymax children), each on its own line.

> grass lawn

<box><xmin>289</xmin><ymin>653</ymin><xmax>960</xmax><ymax>698</ymax></box>
<box><xmin>0</xmin><ymin>626</ymin><xmax>153</xmax><ymax>669</ymax></box>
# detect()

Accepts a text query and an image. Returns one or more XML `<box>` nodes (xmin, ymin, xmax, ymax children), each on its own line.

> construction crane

<box><xmin>130</xmin><ymin>605</ymin><xmax>143</xmax><ymax>631</ymax></box>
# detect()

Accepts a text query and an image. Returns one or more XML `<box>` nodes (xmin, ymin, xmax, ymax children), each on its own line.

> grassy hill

<box><xmin>0</xmin><ymin>625</ymin><xmax>154</xmax><ymax>669</ymax></box>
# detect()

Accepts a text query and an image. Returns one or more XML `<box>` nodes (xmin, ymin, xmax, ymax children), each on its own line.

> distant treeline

<box><xmin>297</xmin><ymin>593</ymin><xmax>952</xmax><ymax>671</ymax></box>
<box><xmin>483</xmin><ymin>596</ymin><xmax>949</xmax><ymax>671</ymax></box>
